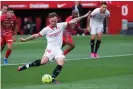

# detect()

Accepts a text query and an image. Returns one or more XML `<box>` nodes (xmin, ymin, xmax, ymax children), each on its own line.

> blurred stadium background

<box><xmin>1</xmin><ymin>1</ymin><xmax>133</xmax><ymax>35</ymax></box>
<box><xmin>1</xmin><ymin>1</ymin><xmax>133</xmax><ymax>89</ymax></box>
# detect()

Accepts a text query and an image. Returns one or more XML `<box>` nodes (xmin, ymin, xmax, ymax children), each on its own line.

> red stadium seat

<box><xmin>46</xmin><ymin>17</ymin><xmax>50</xmax><ymax>26</ymax></box>
<box><xmin>36</xmin><ymin>17</ymin><xmax>42</xmax><ymax>32</ymax></box>
<box><xmin>16</xmin><ymin>17</ymin><xmax>22</xmax><ymax>34</ymax></box>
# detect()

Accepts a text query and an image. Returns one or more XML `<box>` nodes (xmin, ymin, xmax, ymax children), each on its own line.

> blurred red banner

<box><xmin>1</xmin><ymin>1</ymin><xmax>103</xmax><ymax>9</ymax></box>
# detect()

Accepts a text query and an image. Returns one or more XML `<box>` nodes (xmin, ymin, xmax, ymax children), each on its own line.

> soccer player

<box><xmin>63</xmin><ymin>10</ymin><xmax>81</xmax><ymax>55</ymax></box>
<box><xmin>1</xmin><ymin>8</ymin><xmax>17</xmax><ymax>64</ymax></box>
<box><xmin>1</xmin><ymin>4</ymin><xmax>8</xmax><ymax>15</ymax></box>
<box><xmin>1</xmin><ymin>4</ymin><xmax>9</xmax><ymax>51</ymax></box>
<box><xmin>18</xmin><ymin>11</ymin><xmax>91</xmax><ymax>84</ymax></box>
<box><xmin>87</xmin><ymin>2</ymin><xmax>110</xmax><ymax>58</ymax></box>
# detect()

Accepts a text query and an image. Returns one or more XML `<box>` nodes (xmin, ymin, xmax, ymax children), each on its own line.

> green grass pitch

<box><xmin>1</xmin><ymin>35</ymin><xmax>133</xmax><ymax>89</ymax></box>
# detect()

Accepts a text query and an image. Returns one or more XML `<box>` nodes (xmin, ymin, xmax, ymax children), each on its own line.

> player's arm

<box><xmin>20</xmin><ymin>33</ymin><xmax>40</xmax><ymax>42</ymax></box>
<box><xmin>86</xmin><ymin>9</ymin><xmax>98</xmax><ymax>32</ymax></box>
<box><xmin>106</xmin><ymin>13</ymin><xmax>110</xmax><ymax>28</ymax></box>
<box><xmin>76</xmin><ymin>22</ymin><xmax>83</xmax><ymax>30</ymax></box>
<box><xmin>106</xmin><ymin>17</ymin><xmax>109</xmax><ymax>27</ymax></box>
<box><xmin>105</xmin><ymin>12</ymin><xmax>110</xmax><ymax>32</ymax></box>
<box><xmin>86</xmin><ymin>15</ymin><xmax>91</xmax><ymax>32</ymax></box>
<box><xmin>13</xmin><ymin>23</ymin><xmax>18</xmax><ymax>42</ymax></box>
<box><xmin>68</xmin><ymin>11</ymin><xmax>91</xmax><ymax>25</ymax></box>
<box><xmin>20</xmin><ymin>28</ymin><xmax>46</xmax><ymax>42</ymax></box>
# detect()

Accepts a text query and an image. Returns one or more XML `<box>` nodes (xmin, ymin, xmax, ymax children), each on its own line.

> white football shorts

<box><xmin>44</xmin><ymin>47</ymin><xmax>65</xmax><ymax>61</ymax></box>
<box><xmin>90</xmin><ymin>25</ymin><xmax>104</xmax><ymax>35</ymax></box>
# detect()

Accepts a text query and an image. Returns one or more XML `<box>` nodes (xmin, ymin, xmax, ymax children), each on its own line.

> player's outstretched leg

<box><xmin>94</xmin><ymin>33</ymin><xmax>102</xmax><ymax>58</ymax></box>
<box><xmin>3</xmin><ymin>43</ymin><xmax>12</xmax><ymax>64</ymax></box>
<box><xmin>90</xmin><ymin>35</ymin><xmax>96</xmax><ymax>58</ymax></box>
<box><xmin>51</xmin><ymin>57</ymin><xmax>64</xmax><ymax>84</ymax></box>
<box><xmin>18</xmin><ymin>56</ymin><xmax>49</xmax><ymax>71</ymax></box>
<box><xmin>63</xmin><ymin>35</ymin><xmax>75</xmax><ymax>55</ymax></box>
<box><xmin>18</xmin><ymin>59</ymin><xmax>42</xmax><ymax>71</ymax></box>
<box><xmin>63</xmin><ymin>43</ymin><xmax>75</xmax><ymax>55</ymax></box>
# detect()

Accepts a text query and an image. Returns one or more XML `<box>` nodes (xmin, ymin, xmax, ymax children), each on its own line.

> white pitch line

<box><xmin>1</xmin><ymin>54</ymin><xmax>133</xmax><ymax>66</ymax></box>
<box><xmin>72</xmin><ymin>53</ymin><xmax>133</xmax><ymax>60</ymax></box>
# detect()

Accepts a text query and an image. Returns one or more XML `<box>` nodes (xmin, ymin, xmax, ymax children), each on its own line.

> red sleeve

<box><xmin>66</xmin><ymin>16</ymin><xmax>73</xmax><ymax>22</ymax></box>
<box><xmin>13</xmin><ymin>15</ymin><xmax>17</xmax><ymax>24</ymax></box>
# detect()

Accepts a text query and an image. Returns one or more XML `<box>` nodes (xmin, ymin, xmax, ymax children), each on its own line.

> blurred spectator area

<box><xmin>15</xmin><ymin>8</ymin><xmax>94</xmax><ymax>35</ymax></box>
<box><xmin>2</xmin><ymin>1</ymin><xmax>133</xmax><ymax>35</ymax></box>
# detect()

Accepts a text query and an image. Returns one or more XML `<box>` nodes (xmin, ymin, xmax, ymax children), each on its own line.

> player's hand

<box><xmin>20</xmin><ymin>38</ymin><xmax>26</xmax><ymax>42</ymax></box>
<box><xmin>106</xmin><ymin>27</ymin><xmax>109</xmax><ymax>33</ymax></box>
<box><xmin>13</xmin><ymin>39</ymin><xmax>16</xmax><ymax>42</ymax></box>
<box><xmin>86</xmin><ymin>26</ymin><xmax>91</xmax><ymax>32</ymax></box>
<box><xmin>13</xmin><ymin>36</ymin><xmax>17</xmax><ymax>42</ymax></box>
<box><xmin>84</xmin><ymin>11</ymin><xmax>91</xmax><ymax>17</ymax></box>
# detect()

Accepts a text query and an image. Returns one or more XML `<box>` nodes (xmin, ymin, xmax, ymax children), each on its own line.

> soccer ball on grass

<box><xmin>42</xmin><ymin>74</ymin><xmax>52</xmax><ymax>84</ymax></box>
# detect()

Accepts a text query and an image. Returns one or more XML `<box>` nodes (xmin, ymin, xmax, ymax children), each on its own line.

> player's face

<box><xmin>7</xmin><ymin>11</ymin><xmax>14</xmax><ymax>18</ymax></box>
<box><xmin>72</xmin><ymin>13</ymin><xmax>78</xmax><ymax>18</ymax></box>
<box><xmin>2</xmin><ymin>6</ymin><xmax>8</xmax><ymax>14</ymax></box>
<box><xmin>49</xmin><ymin>16</ymin><xmax>58</xmax><ymax>27</ymax></box>
<box><xmin>101</xmin><ymin>4</ymin><xmax>107</xmax><ymax>13</ymax></box>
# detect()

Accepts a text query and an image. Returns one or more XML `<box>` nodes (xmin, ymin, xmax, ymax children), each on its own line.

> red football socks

<box><xmin>5</xmin><ymin>49</ymin><xmax>12</xmax><ymax>59</ymax></box>
<box><xmin>63</xmin><ymin>50</ymin><xmax>69</xmax><ymax>55</ymax></box>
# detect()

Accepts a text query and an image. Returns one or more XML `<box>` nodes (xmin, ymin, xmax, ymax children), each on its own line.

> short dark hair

<box><xmin>7</xmin><ymin>8</ymin><xmax>13</xmax><ymax>11</ymax></box>
<box><xmin>72</xmin><ymin>10</ymin><xmax>78</xmax><ymax>14</ymax></box>
<box><xmin>101</xmin><ymin>2</ymin><xmax>107</xmax><ymax>5</ymax></box>
<box><xmin>2</xmin><ymin>4</ymin><xmax>9</xmax><ymax>7</ymax></box>
<box><xmin>48</xmin><ymin>12</ymin><xmax>58</xmax><ymax>18</ymax></box>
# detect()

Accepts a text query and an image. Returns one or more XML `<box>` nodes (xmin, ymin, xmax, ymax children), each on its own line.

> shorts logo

<box><xmin>47</xmin><ymin>49</ymin><xmax>51</xmax><ymax>53</ymax></box>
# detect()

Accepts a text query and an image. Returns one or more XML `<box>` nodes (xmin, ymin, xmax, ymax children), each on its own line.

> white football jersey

<box><xmin>90</xmin><ymin>8</ymin><xmax>110</xmax><ymax>26</ymax></box>
<box><xmin>39</xmin><ymin>22</ymin><xmax>67</xmax><ymax>49</ymax></box>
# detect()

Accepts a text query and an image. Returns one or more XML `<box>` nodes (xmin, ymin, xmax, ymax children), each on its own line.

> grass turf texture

<box><xmin>1</xmin><ymin>35</ymin><xmax>133</xmax><ymax>89</ymax></box>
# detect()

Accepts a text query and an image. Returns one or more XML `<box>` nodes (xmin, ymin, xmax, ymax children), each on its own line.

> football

<box><xmin>42</xmin><ymin>74</ymin><xmax>52</xmax><ymax>84</ymax></box>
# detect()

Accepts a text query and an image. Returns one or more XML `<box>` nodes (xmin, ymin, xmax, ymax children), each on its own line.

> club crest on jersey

<box><xmin>47</xmin><ymin>49</ymin><xmax>51</xmax><ymax>53</ymax></box>
<box><xmin>49</xmin><ymin>30</ymin><xmax>61</xmax><ymax>37</ymax></box>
